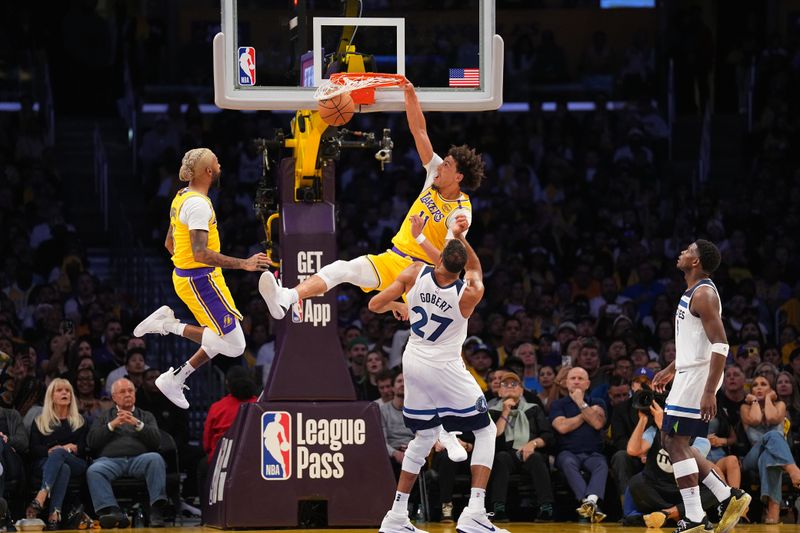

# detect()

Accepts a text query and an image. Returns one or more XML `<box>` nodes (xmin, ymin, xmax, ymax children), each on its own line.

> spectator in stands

<box><xmin>380</xmin><ymin>372</ymin><xmax>414</xmax><ymax>479</ymax></box>
<box><xmin>374</xmin><ymin>370</ymin><xmax>394</xmax><ymax>405</ymax></box>
<box><xmin>92</xmin><ymin>319</ymin><xmax>124</xmax><ymax>378</ymax></box>
<box><xmin>11</xmin><ymin>343</ymin><xmax>45</xmax><ymax>416</ymax></box>
<box><xmin>496</xmin><ymin>317</ymin><xmax>521</xmax><ymax>366</ymax></box>
<box><xmin>609</xmin><ymin>368</ymin><xmax>651</xmax><ymax>506</ymax></box>
<box><xmin>717</xmin><ymin>364</ymin><xmax>747</xmax><ymax>431</ymax></box>
<box><xmin>0</xmin><ymin>406</ymin><xmax>28</xmax><ymax>504</ymax></box>
<box><xmin>776</xmin><ymin>371</ymin><xmax>800</xmax><ymax>450</ymax></box>
<box><xmin>86</xmin><ymin>378</ymin><xmax>169</xmax><ymax>528</ymax></box>
<box><xmin>515</xmin><ymin>342</ymin><xmax>540</xmax><ymax>392</ymax></box>
<box><xmin>740</xmin><ymin>375</ymin><xmax>800</xmax><ymax>522</ymax></box>
<box><xmin>346</xmin><ymin>337</ymin><xmax>369</xmax><ymax>392</ymax></box>
<box><xmin>550</xmin><ymin>367</ymin><xmax>608</xmax><ymax>522</ymax></box>
<box><xmin>576</xmin><ymin>337</ymin><xmax>609</xmax><ymax>392</ymax></box>
<box><xmin>27</xmin><ymin>379</ymin><xmax>88</xmax><ymax>529</ymax></box>
<box><xmin>72</xmin><ymin>367</ymin><xmax>111</xmax><ymax>425</ymax></box>
<box><xmin>536</xmin><ymin>365</ymin><xmax>558</xmax><ymax>413</ymax></box>
<box><xmin>489</xmin><ymin>371</ymin><xmax>555</xmax><ymax>522</ymax></box>
<box><xmin>466</xmin><ymin>344</ymin><xmax>494</xmax><ymax>392</ymax></box>
<box><xmin>788</xmin><ymin>349</ymin><xmax>800</xmax><ymax>384</ymax></box>
<box><xmin>357</xmin><ymin>350</ymin><xmax>388</xmax><ymax>401</ymax></box>
<box><xmin>199</xmin><ymin>366</ymin><xmax>258</xmax><ymax>492</ymax></box>
<box><xmin>105</xmin><ymin>347</ymin><xmax>149</xmax><ymax>395</ymax></box>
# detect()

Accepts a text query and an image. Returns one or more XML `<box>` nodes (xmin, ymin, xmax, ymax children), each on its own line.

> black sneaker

<box><xmin>492</xmin><ymin>502</ymin><xmax>510</xmax><ymax>523</ymax></box>
<box><xmin>673</xmin><ymin>516</ymin><xmax>714</xmax><ymax>533</ymax></box>
<box><xmin>99</xmin><ymin>511</ymin><xmax>129</xmax><ymax>529</ymax></box>
<box><xmin>715</xmin><ymin>489</ymin><xmax>751</xmax><ymax>533</ymax></box>
<box><xmin>536</xmin><ymin>503</ymin><xmax>554</xmax><ymax>522</ymax></box>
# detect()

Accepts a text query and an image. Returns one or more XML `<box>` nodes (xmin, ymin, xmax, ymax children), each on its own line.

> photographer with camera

<box><xmin>623</xmin><ymin>397</ymin><xmax>719</xmax><ymax>528</ymax></box>
<box><xmin>610</xmin><ymin>368</ymin><xmax>657</xmax><ymax>505</ymax></box>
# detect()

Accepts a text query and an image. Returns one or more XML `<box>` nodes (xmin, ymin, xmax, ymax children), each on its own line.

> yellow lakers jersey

<box><xmin>392</xmin><ymin>187</ymin><xmax>471</xmax><ymax>261</ymax></box>
<box><xmin>169</xmin><ymin>188</ymin><xmax>220</xmax><ymax>269</ymax></box>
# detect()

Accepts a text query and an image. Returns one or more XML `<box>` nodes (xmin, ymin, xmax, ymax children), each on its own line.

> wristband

<box><xmin>415</xmin><ymin>233</ymin><xmax>426</xmax><ymax>244</ymax></box>
<box><xmin>710</xmin><ymin>343</ymin><xmax>729</xmax><ymax>356</ymax></box>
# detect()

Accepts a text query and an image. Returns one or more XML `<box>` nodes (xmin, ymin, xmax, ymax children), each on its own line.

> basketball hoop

<box><xmin>314</xmin><ymin>72</ymin><xmax>407</xmax><ymax>105</ymax></box>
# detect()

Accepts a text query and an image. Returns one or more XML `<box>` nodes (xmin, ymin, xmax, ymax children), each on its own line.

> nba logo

<box><xmin>238</xmin><ymin>46</ymin><xmax>256</xmax><ymax>86</ymax></box>
<box><xmin>261</xmin><ymin>411</ymin><xmax>291</xmax><ymax>480</ymax></box>
<box><xmin>291</xmin><ymin>299</ymin><xmax>303</xmax><ymax>323</ymax></box>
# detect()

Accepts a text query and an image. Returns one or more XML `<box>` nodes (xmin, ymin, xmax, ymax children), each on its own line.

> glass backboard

<box><xmin>213</xmin><ymin>0</ymin><xmax>503</xmax><ymax>112</ymax></box>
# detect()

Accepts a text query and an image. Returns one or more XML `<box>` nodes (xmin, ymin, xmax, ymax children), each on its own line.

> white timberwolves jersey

<box><xmin>404</xmin><ymin>266</ymin><xmax>468</xmax><ymax>363</ymax></box>
<box><xmin>675</xmin><ymin>279</ymin><xmax>721</xmax><ymax>370</ymax></box>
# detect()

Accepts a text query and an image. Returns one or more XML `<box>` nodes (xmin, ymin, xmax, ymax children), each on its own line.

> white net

<box><xmin>313</xmin><ymin>73</ymin><xmax>406</xmax><ymax>101</ymax></box>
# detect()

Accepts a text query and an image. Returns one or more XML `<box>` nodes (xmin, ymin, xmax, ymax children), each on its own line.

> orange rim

<box><xmin>329</xmin><ymin>72</ymin><xmax>407</xmax><ymax>88</ymax></box>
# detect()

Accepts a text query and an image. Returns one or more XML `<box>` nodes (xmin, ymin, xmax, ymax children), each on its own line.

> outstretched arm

<box><xmin>453</xmin><ymin>216</ymin><xmax>484</xmax><ymax>317</ymax></box>
<box><xmin>190</xmin><ymin>230</ymin><xmax>270</xmax><ymax>271</ymax></box>
<box><xmin>404</xmin><ymin>82</ymin><xmax>434</xmax><ymax>166</ymax></box>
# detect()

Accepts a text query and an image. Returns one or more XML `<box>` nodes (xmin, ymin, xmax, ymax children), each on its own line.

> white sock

<box><xmin>585</xmin><ymin>494</ymin><xmax>598</xmax><ymax>504</ymax></box>
<box><xmin>174</xmin><ymin>363</ymin><xmax>195</xmax><ymax>381</ymax></box>
<box><xmin>165</xmin><ymin>321</ymin><xmax>185</xmax><ymax>336</ymax></box>
<box><xmin>391</xmin><ymin>491</ymin><xmax>409</xmax><ymax>514</ymax></box>
<box><xmin>702</xmin><ymin>471</ymin><xmax>732</xmax><ymax>502</ymax></box>
<box><xmin>679</xmin><ymin>486</ymin><xmax>705</xmax><ymax>522</ymax></box>
<box><xmin>288</xmin><ymin>288</ymin><xmax>299</xmax><ymax>304</ymax></box>
<box><xmin>468</xmin><ymin>488</ymin><xmax>486</xmax><ymax>510</ymax></box>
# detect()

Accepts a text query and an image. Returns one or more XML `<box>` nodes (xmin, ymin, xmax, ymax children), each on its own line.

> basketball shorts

<box><xmin>664</xmin><ymin>365</ymin><xmax>722</xmax><ymax>420</ymax></box>
<box><xmin>401</xmin><ymin>350</ymin><xmax>491</xmax><ymax>434</ymax></box>
<box><xmin>172</xmin><ymin>266</ymin><xmax>242</xmax><ymax>335</ymax></box>
<box><xmin>363</xmin><ymin>248</ymin><xmax>430</xmax><ymax>293</ymax></box>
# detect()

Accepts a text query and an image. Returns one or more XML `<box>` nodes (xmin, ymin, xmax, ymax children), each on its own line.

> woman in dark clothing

<box><xmin>27</xmin><ymin>378</ymin><xmax>88</xmax><ymax>529</ymax></box>
<box><xmin>489</xmin><ymin>371</ymin><xmax>556</xmax><ymax>522</ymax></box>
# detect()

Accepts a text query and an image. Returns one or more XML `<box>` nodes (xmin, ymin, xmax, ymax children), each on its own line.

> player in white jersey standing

<box><xmin>369</xmin><ymin>221</ymin><xmax>507</xmax><ymax>533</ymax></box>
<box><xmin>652</xmin><ymin>240</ymin><xmax>751</xmax><ymax>533</ymax></box>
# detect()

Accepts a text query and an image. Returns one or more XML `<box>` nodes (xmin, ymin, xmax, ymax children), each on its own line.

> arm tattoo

<box><xmin>189</xmin><ymin>230</ymin><xmax>245</xmax><ymax>269</ymax></box>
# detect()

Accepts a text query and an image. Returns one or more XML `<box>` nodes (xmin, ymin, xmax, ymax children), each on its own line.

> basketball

<box><xmin>317</xmin><ymin>92</ymin><xmax>355</xmax><ymax>126</ymax></box>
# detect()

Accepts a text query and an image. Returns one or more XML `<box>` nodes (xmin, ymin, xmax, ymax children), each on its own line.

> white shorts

<box><xmin>401</xmin><ymin>350</ymin><xmax>490</xmax><ymax>433</ymax></box>
<box><xmin>665</xmin><ymin>365</ymin><xmax>723</xmax><ymax>420</ymax></box>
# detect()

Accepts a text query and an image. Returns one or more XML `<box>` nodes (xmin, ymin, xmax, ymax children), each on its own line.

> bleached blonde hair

<box><xmin>179</xmin><ymin>148</ymin><xmax>211</xmax><ymax>182</ymax></box>
<box><xmin>36</xmin><ymin>378</ymin><xmax>85</xmax><ymax>435</ymax></box>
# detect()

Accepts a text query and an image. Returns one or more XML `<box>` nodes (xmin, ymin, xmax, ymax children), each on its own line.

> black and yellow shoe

<box><xmin>673</xmin><ymin>516</ymin><xmax>714</xmax><ymax>533</ymax></box>
<box><xmin>715</xmin><ymin>488</ymin><xmax>752</xmax><ymax>533</ymax></box>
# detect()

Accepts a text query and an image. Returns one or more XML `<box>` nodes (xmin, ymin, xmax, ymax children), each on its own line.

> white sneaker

<box><xmin>155</xmin><ymin>368</ymin><xmax>190</xmax><ymax>409</ymax></box>
<box><xmin>456</xmin><ymin>507</ymin><xmax>511</xmax><ymax>533</ymax></box>
<box><xmin>379</xmin><ymin>510</ymin><xmax>428</xmax><ymax>533</ymax></box>
<box><xmin>258</xmin><ymin>272</ymin><xmax>292</xmax><ymax>320</ymax></box>
<box><xmin>438</xmin><ymin>430</ymin><xmax>468</xmax><ymax>462</ymax></box>
<box><xmin>133</xmin><ymin>306</ymin><xmax>177</xmax><ymax>337</ymax></box>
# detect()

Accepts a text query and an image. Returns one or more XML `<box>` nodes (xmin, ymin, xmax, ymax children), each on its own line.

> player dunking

<box><xmin>134</xmin><ymin>148</ymin><xmax>269</xmax><ymax>408</ymax></box>
<box><xmin>651</xmin><ymin>240</ymin><xmax>751</xmax><ymax>533</ymax></box>
<box><xmin>369</xmin><ymin>224</ymin><xmax>506</xmax><ymax>533</ymax></box>
<box><xmin>258</xmin><ymin>81</ymin><xmax>485</xmax><ymax>317</ymax></box>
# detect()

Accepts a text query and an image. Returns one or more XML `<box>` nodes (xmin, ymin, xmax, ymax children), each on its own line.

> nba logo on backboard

<box><xmin>291</xmin><ymin>300</ymin><xmax>303</xmax><ymax>323</ymax></box>
<box><xmin>238</xmin><ymin>46</ymin><xmax>256</xmax><ymax>86</ymax></box>
<box><xmin>261</xmin><ymin>411</ymin><xmax>291</xmax><ymax>480</ymax></box>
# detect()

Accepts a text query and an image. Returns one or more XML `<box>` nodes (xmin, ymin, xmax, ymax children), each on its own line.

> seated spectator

<box><xmin>623</xmin><ymin>400</ymin><xmax>719</xmax><ymax>528</ymax></box>
<box><xmin>466</xmin><ymin>344</ymin><xmax>494</xmax><ymax>392</ymax></box>
<box><xmin>514</xmin><ymin>342</ymin><xmax>541</xmax><ymax>392</ymax></box>
<box><xmin>489</xmin><ymin>371</ymin><xmax>555</xmax><ymax>522</ymax></box>
<box><xmin>776</xmin><ymin>371</ymin><xmax>800</xmax><ymax>451</ymax></box>
<box><xmin>380</xmin><ymin>372</ymin><xmax>414</xmax><ymax>479</ymax></box>
<box><xmin>86</xmin><ymin>378</ymin><xmax>169</xmax><ymax>528</ymax></box>
<box><xmin>72</xmin><ymin>367</ymin><xmax>112</xmax><ymax>425</ymax></box>
<box><xmin>373</xmin><ymin>370</ymin><xmax>394</xmax><ymax>405</ymax></box>
<box><xmin>609</xmin><ymin>368</ymin><xmax>651</xmax><ymax>506</ymax></box>
<box><xmin>717</xmin><ymin>364</ymin><xmax>746</xmax><ymax>432</ymax></box>
<box><xmin>537</xmin><ymin>365</ymin><xmax>558</xmax><ymax>413</ymax></box>
<box><xmin>105</xmin><ymin>347</ymin><xmax>149</xmax><ymax>395</ymax></box>
<box><xmin>0</xmin><ymin>406</ymin><xmax>28</xmax><ymax>502</ymax></box>
<box><xmin>27</xmin><ymin>378</ymin><xmax>88</xmax><ymax>528</ymax></box>
<box><xmin>356</xmin><ymin>350</ymin><xmax>388</xmax><ymax>401</ymax></box>
<box><xmin>550</xmin><ymin>367</ymin><xmax>609</xmax><ymax>522</ymax></box>
<box><xmin>200</xmin><ymin>366</ymin><xmax>258</xmax><ymax>492</ymax></box>
<box><xmin>740</xmin><ymin>375</ymin><xmax>800</xmax><ymax>523</ymax></box>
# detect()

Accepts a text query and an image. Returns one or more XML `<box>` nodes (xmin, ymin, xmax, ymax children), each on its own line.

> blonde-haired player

<box><xmin>134</xmin><ymin>148</ymin><xmax>269</xmax><ymax>408</ymax></box>
<box><xmin>258</xmin><ymin>81</ymin><xmax>485</xmax><ymax>317</ymax></box>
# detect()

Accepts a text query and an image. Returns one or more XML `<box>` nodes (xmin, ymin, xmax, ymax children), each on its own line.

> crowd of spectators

<box><xmin>1</xmin><ymin>3</ymin><xmax>800</xmax><ymax>529</ymax></box>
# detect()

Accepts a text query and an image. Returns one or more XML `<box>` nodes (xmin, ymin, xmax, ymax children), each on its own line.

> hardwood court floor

<box><xmin>81</xmin><ymin>523</ymin><xmax>797</xmax><ymax>533</ymax></box>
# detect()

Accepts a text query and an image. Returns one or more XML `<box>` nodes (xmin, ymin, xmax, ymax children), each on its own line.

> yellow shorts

<box><xmin>172</xmin><ymin>267</ymin><xmax>242</xmax><ymax>335</ymax></box>
<box><xmin>363</xmin><ymin>248</ymin><xmax>431</xmax><ymax>293</ymax></box>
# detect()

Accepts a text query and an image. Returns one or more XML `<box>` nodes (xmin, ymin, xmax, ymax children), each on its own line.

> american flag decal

<box><xmin>448</xmin><ymin>68</ymin><xmax>480</xmax><ymax>87</ymax></box>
